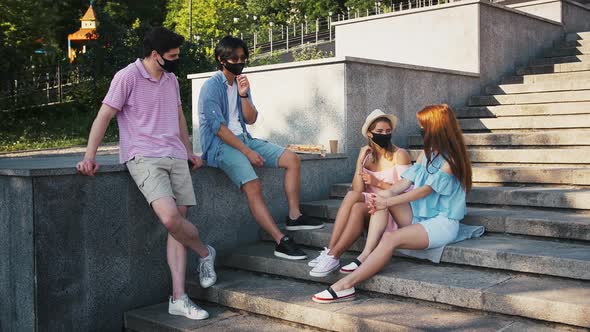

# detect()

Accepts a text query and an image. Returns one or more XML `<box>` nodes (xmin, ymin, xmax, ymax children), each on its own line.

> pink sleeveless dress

<box><xmin>361</xmin><ymin>154</ymin><xmax>411</xmax><ymax>232</ymax></box>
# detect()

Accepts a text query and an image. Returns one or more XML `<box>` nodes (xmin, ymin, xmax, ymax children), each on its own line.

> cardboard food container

<box><xmin>286</xmin><ymin>144</ymin><xmax>326</xmax><ymax>157</ymax></box>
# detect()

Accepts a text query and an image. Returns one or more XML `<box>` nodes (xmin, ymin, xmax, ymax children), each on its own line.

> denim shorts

<box><xmin>216</xmin><ymin>134</ymin><xmax>286</xmax><ymax>188</ymax></box>
<box><xmin>413</xmin><ymin>215</ymin><xmax>459</xmax><ymax>249</ymax></box>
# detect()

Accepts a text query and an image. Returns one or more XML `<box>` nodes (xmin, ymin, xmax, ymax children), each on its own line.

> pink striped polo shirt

<box><xmin>102</xmin><ymin>58</ymin><xmax>188</xmax><ymax>163</ymax></box>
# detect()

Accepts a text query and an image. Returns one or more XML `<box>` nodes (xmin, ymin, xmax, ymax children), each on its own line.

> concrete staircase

<box><xmin>125</xmin><ymin>31</ymin><xmax>590</xmax><ymax>331</ymax></box>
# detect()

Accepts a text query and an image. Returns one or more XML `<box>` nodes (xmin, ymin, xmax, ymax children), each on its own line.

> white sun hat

<box><xmin>361</xmin><ymin>109</ymin><xmax>399</xmax><ymax>138</ymax></box>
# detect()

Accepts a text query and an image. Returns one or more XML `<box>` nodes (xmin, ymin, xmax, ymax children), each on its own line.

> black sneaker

<box><xmin>274</xmin><ymin>236</ymin><xmax>308</xmax><ymax>260</ymax></box>
<box><xmin>285</xmin><ymin>215</ymin><xmax>325</xmax><ymax>231</ymax></box>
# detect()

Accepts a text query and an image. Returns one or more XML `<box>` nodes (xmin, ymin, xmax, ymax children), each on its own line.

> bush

<box><xmin>292</xmin><ymin>44</ymin><xmax>333</xmax><ymax>62</ymax></box>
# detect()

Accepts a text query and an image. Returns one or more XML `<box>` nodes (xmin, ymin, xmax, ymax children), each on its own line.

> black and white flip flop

<box><xmin>340</xmin><ymin>258</ymin><xmax>362</xmax><ymax>274</ymax></box>
<box><xmin>312</xmin><ymin>286</ymin><xmax>356</xmax><ymax>304</ymax></box>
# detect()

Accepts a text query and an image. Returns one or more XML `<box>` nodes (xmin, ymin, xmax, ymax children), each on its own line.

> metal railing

<box><xmin>0</xmin><ymin>64</ymin><xmax>93</xmax><ymax>111</ymax></box>
<box><xmin>204</xmin><ymin>0</ymin><xmax>459</xmax><ymax>57</ymax></box>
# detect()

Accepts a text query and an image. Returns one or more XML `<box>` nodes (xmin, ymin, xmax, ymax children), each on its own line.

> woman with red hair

<box><xmin>312</xmin><ymin>104</ymin><xmax>477</xmax><ymax>303</ymax></box>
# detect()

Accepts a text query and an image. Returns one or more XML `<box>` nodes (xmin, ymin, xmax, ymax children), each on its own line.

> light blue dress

<box><xmin>396</xmin><ymin>152</ymin><xmax>484</xmax><ymax>263</ymax></box>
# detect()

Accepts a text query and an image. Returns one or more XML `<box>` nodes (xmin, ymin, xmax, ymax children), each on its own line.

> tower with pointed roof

<box><xmin>67</xmin><ymin>1</ymin><xmax>99</xmax><ymax>62</ymax></box>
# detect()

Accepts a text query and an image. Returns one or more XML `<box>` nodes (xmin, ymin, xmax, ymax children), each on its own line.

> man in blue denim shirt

<box><xmin>198</xmin><ymin>36</ymin><xmax>324</xmax><ymax>260</ymax></box>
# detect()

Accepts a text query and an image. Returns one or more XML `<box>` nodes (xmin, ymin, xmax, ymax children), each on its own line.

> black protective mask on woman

<box><xmin>224</xmin><ymin>62</ymin><xmax>245</xmax><ymax>75</ymax></box>
<box><xmin>420</xmin><ymin>128</ymin><xmax>426</xmax><ymax>139</ymax></box>
<box><xmin>158</xmin><ymin>54</ymin><xmax>179</xmax><ymax>73</ymax></box>
<box><xmin>370</xmin><ymin>132</ymin><xmax>392</xmax><ymax>148</ymax></box>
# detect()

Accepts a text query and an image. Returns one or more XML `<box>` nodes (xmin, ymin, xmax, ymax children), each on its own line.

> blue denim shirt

<box><xmin>198</xmin><ymin>70</ymin><xmax>254</xmax><ymax>167</ymax></box>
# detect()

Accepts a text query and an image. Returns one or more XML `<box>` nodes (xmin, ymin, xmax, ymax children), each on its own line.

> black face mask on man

<box><xmin>224</xmin><ymin>62</ymin><xmax>245</xmax><ymax>76</ymax></box>
<box><xmin>157</xmin><ymin>53</ymin><xmax>179</xmax><ymax>73</ymax></box>
<box><xmin>370</xmin><ymin>132</ymin><xmax>392</xmax><ymax>148</ymax></box>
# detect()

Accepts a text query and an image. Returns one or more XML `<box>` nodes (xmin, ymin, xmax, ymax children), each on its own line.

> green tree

<box><xmin>165</xmin><ymin>0</ymin><xmax>247</xmax><ymax>44</ymax></box>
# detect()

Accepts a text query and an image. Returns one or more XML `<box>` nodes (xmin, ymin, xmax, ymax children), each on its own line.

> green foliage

<box><xmin>248</xmin><ymin>48</ymin><xmax>282</xmax><ymax>66</ymax></box>
<box><xmin>0</xmin><ymin>102</ymin><xmax>110</xmax><ymax>152</ymax></box>
<box><xmin>165</xmin><ymin>0</ymin><xmax>246</xmax><ymax>45</ymax></box>
<box><xmin>292</xmin><ymin>44</ymin><xmax>333</xmax><ymax>61</ymax></box>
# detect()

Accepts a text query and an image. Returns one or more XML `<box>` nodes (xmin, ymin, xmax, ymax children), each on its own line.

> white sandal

<box><xmin>312</xmin><ymin>286</ymin><xmax>356</xmax><ymax>304</ymax></box>
<box><xmin>340</xmin><ymin>258</ymin><xmax>362</xmax><ymax>274</ymax></box>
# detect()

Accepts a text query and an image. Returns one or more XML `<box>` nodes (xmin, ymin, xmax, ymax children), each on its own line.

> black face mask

<box><xmin>370</xmin><ymin>132</ymin><xmax>392</xmax><ymax>149</ymax></box>
<box><xmin>420</xmin><ymin>128</ymin><xmax>426</xmax><ymax>139</ymax></box>
<box><xmin>158</xmin><ymin>54</ymin><xmax>179</xmax><ymax>73</ymax></box>
<box><xmin>224</xmin><ymin>62</ymin><xmax>245</xmax><ymax>76</ymax></box>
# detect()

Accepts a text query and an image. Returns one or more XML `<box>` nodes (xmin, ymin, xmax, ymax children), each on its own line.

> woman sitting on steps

<box><xmin>308</xmin><ymin>109</ymin><xmax>412</xmax><ymax>277</ymax></box>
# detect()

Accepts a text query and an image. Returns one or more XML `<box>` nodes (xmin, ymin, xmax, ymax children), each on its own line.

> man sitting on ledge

<box><xmin>198</xmin><ymin>36</ymin><xmax>324</xmax><ymax>260</ymax></box>
<box><xmin>77</xmin><ymin>27</ymin><xmax>214</xmax><ymax>321</ymax></box>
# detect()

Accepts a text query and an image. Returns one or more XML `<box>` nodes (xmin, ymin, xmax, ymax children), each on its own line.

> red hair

<box><xmin>417</xmin><ymin>104</ymin><xmax>472</xmax><ymax>192</ymax></box>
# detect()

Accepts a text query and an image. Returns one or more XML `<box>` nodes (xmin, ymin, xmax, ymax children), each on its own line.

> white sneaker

<box><xmin>308</xmin><ymin>247</ymin><xmax>329</xmax><ymax>267</ymax></box>
<box><xmin>198</xmin><ymin>245</ymin><xmax>217</xmax><ymax>288</ymax></box>
<box><xmin>309</xmin><ymin>253</ymin><xmax>340</xmax><ymax>277</ymax></box>
<box><xmin>168</xmin><ymin>294</ymin><xmax>209</xmax><ymax>320</ymax></box>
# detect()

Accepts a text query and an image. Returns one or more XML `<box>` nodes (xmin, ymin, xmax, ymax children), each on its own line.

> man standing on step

<box><xmin>198</xmin><ymin>36</ymin><xmax>324</xmax><ymax>260</ymax></box>
<box><xmin>77</xmin><ymin>27</ymin><xmax>214</xmax><ymax>320</ymax></box>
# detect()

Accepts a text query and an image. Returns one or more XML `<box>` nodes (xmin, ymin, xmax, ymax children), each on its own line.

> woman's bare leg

<box><xmin>328</xmin><ymin>191</ymin><xmax>364</xmax><ymax>249</ymax></box>
<box><xmin>356</xmin><ymin>209</ymin><xmax>389</xmax><ymax>262</ymax></box>
<box><xmin>328</xmin><ymin>202</ymin><xmax>369</xmax><ymax>258</ymax></box>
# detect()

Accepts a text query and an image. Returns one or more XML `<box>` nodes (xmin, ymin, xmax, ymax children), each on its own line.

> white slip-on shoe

<box><xmin>308</xmin><ymin>247</ymin><xmax>329</xmax><ymax>267</ymax></box>
<box><xmin>312</xmin><ymin>287</ymin><xmax>356</xmax><ymax>304</ymax></box>
<box><xmin>340</xmin><ymin>258</ymin><xmax>362</xmax><ymax>274</ymax></box>
<box><xmin>168</xmin><ymin>294</ymin><xmax>209</xmax><ymax>320</ymax></box>
<box><xmin>198</xmin><ymin>245</ymin><xmax>217</xmax><ymax>288</ymax></box>
<box><xmin>309</xmin><ymin>253</ymin><xmax>340</xmax><ymax>278</ymax></box>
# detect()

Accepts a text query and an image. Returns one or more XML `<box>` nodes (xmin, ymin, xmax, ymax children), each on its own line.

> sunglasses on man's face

<box><xmin>227</xmin><ymin>55</ymin><xmax>248</xmax><ymax>62</ymax></box>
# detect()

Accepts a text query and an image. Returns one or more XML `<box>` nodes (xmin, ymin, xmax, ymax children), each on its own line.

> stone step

<box><xmin>485</xmin><ymin>79</ymin><xmax>590</xmax><ymax>95</ymax></box>
<box><xmin>336</xmin><ymin>184</ymin><xmax>590</xmax><ymax>210</ymax></box>
<box><xmin>409</xmin><ymin>131</ymin><xmax>590</xmax><ymax>147</ymax></box>
<box><xmin>359</xmin><ymin>163</ymin><xmax>590</xmax><ymax>185</ymax></box>
<box><xmin>407</xmin><ymin>148</ymin><xmax>590</xmax><ymax>165</ymax></box>
<box><xmin>532</xmin><ymin>54</ymin><xmax>590</xmax><ymax>66</ymax></box>
<box><xmin>566</xmin><ymin>31</ymin><xmax>590</xmax><ymax>41</ymax></box>
<box><xmin>545</xmin><ymin>46</ymin><xmax>590</xmax><ymax>58</ymax></box>
<box><xmin>458</xmin><ymin>114</ymin><xmax>590</xmax><ymax>130</ymax></box>
<box><xmin>321</xmin><ymin>183</ymin><xmax>590</xmax><ymax>211</ymax></box>
<box><xmin>471</xmin><ymin>166</ymin><xmax>590</xmax><ymax>185</ymax></box>
<box><xmin>556</xmin><ymin>38</ymin><xmax>590</xmax><ymax>48</ymax></box>
<box><xmin>301</xmin><ymin>205</ymin><xmax>590</xmax><ymax>241</ymax></box>
<box><xmin>125</xmin><ymin>302</ymin><xmax>307</xmax><ymax>332</ymax></box>
<box><xmin>217</xmin><ymin>244</ymin><xmax>590</xmax><ymax>328</ymax></box>
<box><xmin>408</xmin><ymin>130</ymin><xmax>590</xmax><ymax>149</ymax></box>
<box><xmin>467</xmin><ymin>185</ymin><xmax>590</xmax><ymax>210</ymax></box>
<box><xmin>185</xmin><ymin>268</ymin><xmax>573</xmax><ymax>332</ymax></box>
<box><xmin>516</xmin><ymin>62</ymin><xmax>590</xmax><ymax>75</ymax></box>
<box><xmin>502</xmin><ymin>70</ymin><xmax>590</xmax><ymax>85</ymax></box>
<box><xmin>455</xmin><ymin>102</ymin><xmax>590</xmax><ymax>118</ymax></box>
<box><xmin>464</xmin><ymin>206</ymin><xmax>590</xmax><ymax>241</ymax></box>
<box><xmin>469</xmin><ymin>90</ymin><xmax>590</xmax><ymax>106</ymax></box>
<box><xmin>265</xmin><ymin>224</ymin><xmax>590</xmax><ymax>280</ymax></box>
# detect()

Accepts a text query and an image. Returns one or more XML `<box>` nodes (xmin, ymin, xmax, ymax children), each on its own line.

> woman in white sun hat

<box><xmin>308</xmin><ymin>109</ymin><xmax>411</xmax><ymax>278</ymax></box>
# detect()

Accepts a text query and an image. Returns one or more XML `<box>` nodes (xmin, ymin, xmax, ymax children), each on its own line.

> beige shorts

<box><xmin>126</xmin><ymin>155</ymin><xmax>196</xmax><ymax>206</ymax></box>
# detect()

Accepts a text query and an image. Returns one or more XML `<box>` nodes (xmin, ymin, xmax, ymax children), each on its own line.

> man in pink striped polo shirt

<box><xmin>76</xmin><ymin>27</ymin><xmax>213</xmax><ymax>320</ymax></box>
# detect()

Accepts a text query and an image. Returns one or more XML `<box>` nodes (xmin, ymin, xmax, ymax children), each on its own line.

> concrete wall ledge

<box><xmin>508</xmin><ymin>0</ymin><xmax>590</xmax><ymax>10</ymax></box>
<box><xmin>0</xmin><ymin>152</ymin><xmax>350</xmax><ymax>331</ymax></box>
<box><xmin>565</xmin><ymin>0</ymin><xmax>590</xmax><ymax>10</ymax></box>
<box><xmin>330</xmin><ymin>0</ymin><xmax>563</xmax><ymax>27</ymax></box>
<box><xmin>187</xmin><ymin>56</ymin><xmax>480</xmax><ymax>79</ymax></box>
<box><xmin>0</xmin><ymin>153</ymin><xmax>346</xmax><ymax>177</ymax></box>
